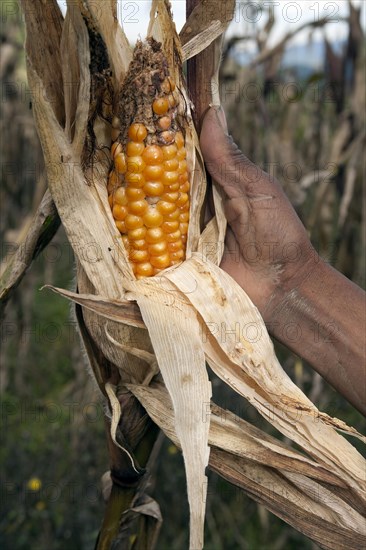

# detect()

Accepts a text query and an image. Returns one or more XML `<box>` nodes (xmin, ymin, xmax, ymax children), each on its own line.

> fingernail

<box><xmin>210</xmin><ymin>105</ymin><xmax>228</xmax><ymax>135</ymax></box>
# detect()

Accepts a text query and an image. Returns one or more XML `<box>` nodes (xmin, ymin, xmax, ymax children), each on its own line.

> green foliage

<box><xmin>1</xmin><ymin>234</ymin><xmax>107</xmax><ymax>550</ymax></box>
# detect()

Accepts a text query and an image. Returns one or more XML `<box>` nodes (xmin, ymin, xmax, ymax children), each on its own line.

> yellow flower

<box><xmin>27</xmin><ymin>477</ymin><xmax>42</xmax><ymax>492</ymax></box>
<box><xmin>167</xmin><ymin>444</ymin><xmax>178</xmax><ymax>455</ymax></box>
<box><xmin>129</xmin><ymin>535</ymin><xmax>137</xmax><ymax>545</ymax></box>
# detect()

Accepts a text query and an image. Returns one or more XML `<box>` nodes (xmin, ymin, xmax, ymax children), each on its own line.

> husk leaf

<box><xmin>128</xmin><ymin>382</ymin><xmax>366</xmax><ymax>548</ymax></box>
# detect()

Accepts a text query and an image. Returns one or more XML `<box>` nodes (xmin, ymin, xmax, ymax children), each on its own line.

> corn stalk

<box><xmin>18</xmin><ymin>1</ymin><xmax>365</xmax><ymax>549</ymax></box>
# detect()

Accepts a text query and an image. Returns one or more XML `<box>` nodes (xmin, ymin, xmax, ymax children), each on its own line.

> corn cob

<box><xmin>107</xmin><ymin>40</ymin><xmax>190</xmax><ymax>279</ymax></box>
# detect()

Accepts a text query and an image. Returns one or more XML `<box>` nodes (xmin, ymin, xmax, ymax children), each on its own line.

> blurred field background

<box><xmin>1</xmin><ymin>1</ymin><xmax>365</xmax><ymax>548</ymax></box>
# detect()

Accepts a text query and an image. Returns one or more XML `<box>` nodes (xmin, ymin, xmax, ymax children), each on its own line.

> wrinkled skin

<box><xmin>200</xmin><ymin>107</ymin><xmax>316</xmax><ymax>322</ymax></box>
<box><xmin>200</xmin><ymin>107</ymin><xmax>366</xmax><ymax>416</ymax></box>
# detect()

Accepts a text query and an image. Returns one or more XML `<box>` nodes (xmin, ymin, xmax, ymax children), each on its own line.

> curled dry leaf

<box><xmin>127</xmin><ymin>381</ymin><xmax>366</xmax><ymax>548</ymax></box>
<box><xmin>22</xmin><ymin>0</ymin><xmax>365</xmax><ymax>548</ymax></box>
<box><xmin>180</xmin><ymin>0</ymin><xmax>236</xmax><ymax>61</ymax></box>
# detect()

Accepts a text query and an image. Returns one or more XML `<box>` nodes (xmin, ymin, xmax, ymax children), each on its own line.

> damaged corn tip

<box><xmin>108</xmin><ymin>77</ymin><xmax>190</xmax><ymax>279</ymax></box>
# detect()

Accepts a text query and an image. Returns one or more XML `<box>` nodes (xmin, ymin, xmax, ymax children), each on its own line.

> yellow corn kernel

<box><xmin>142</xmin><ymin>145</ymin><xmax>164</xmax><ymax>165</ymax></box>
<box><xmin>111</xmin><ymin>141</ymin><xmax>123</xmax><ymax>159</ymax></box>
<box><xmin>179</xmin><ymin>222</ymin><xmax>188</xmax><ymax>235</ymax></box>
<box><xmin>143</xmin><ymin>207</ymin><xmax>164</xmax><ymax>228</ymax></box>
<box><xmin>146</xmin><ymin>227</ymin><xmax>164</xmax><ymax>243</ymax></box>
<box><xmin>157</xmin><ymin>201</ymin><xmax>176</xmax><ymax>216</ymax></box>
<box><xmin>162</xmin><ymin>171</ymin><xmax>179</xmax><ymax>186</ymax></box>
<box><xmin>168</xmin><ymin>240</ymin><xmax>183</xmax><ymax>252</ymax></box>
<box><xmin>130</xmin><ymin>249</ymin><xmax>149</xmax><ymax>263</ymax></box>
<box><xmin>114</xmin><ymin>187</ymin><xmax>128</xmax><ymax>205</ymax></box>
<box><xmin>162</xmin><ymin>221</ymin><xmax>179</xmax><ymax>233</ymax></box>
<box><xmin>144</xmin><ymin>181</ymin><xmax>164</xmax><ymax>197</ymax></box>
<box><xmin>127</xmin><ymin>141</ymin><xmax>145</xmax><ymax>156</ymax></box>
<box><xmin>127</xmin><ymin>156</ymin><xmax>145</xmax><ymax>173</ymax></box>
<box><xmin>177</xmin><ymin>192</ymin><xmax>189</xmax><ymax>208</ymax></box>
<box><xmin>125</xmin><ymin>187</ymin><xmax>145</xmax><ymax>201</ymax></box>
<box><xmin>178</xmin><ymin>160</ymin><xmax>187</xmax><ymax>174</ymax></box>
<box><xmin>163</xmin><ymin>158</ymin><xmax>179</xmax><ymax>171</ymax></box>
<box><xmin>175</xmin><ymin>132</ymin><xmax>184</xmax><ymax>148</ymax></box>
<box><xmin>178</xmin><ymin>172</ymin><xmax>189</xmax><ymax>185</ymax></box>
<box><xmin>132</xmin><ymin>239</ymin><xmax>148</xmax><ymax>250</ymax></box>
<box><xmin>179</xmin><ymin>211</ymin><xmax>189</xmax><ymax>223</ymax></box>
<box><xmin>153</xmin><ymin>97</ymin><xmax>169</xmax><ymax>115</ymax></box>
<box><xmin>128</xmin><ymin>200</ymin><xmax>148</xmax><ymax>216</ymax></box>
<box><xmin>148</xmin><ymin>241</ymin><xmax>168</xmax><ymax>256</ymax></box>
<box><xmin>125</xmin><ymin>214</ymin><xmax>143</xmax><ymax>230</ymax></box>
<box><xmin>162</xmin><ymin>192</ymin><xmax>179</xmax><ymax>203</ymax></box>
<box><xmin>113</xmin><ymin>204</ymin><xmax>128</xmax><ymax>221</ymax></box>
<box><xmin>125</xmin><ymin>173</ymin><xmax>145</xmax><ymax>187</ymax></box>
<box><xmin>165</xmin><ymin>182</ymin><xmax>180</xmax><ymax>192</ymax></box>
<box><xmin>135</xmin><ymin>262</ymin><xmax>154</xmax><ymax>277</ymax></box>
<box><xmin>166</xmin><ymin>230</ymin><xmax>181</xmax><ymax>242</ymax></box>
<box><xmin>164</xmin><ymin>209</ymin><xmax>180</xmax><ymax>221</ymax></box>
<box><xmin>144</xmin><ymin>165</ymin><xmax>164</xmax><ymax>181</ymax></box>
<box><xmin>115</xmin><ymin>221</ymin><xmax>126</xmax><ymax>234</ymax></box>
<box><xmin>170</xmin><ymin>250</ymin><xmax>184</xmax><ymax>262</ymax></box>
<box><xmin>150</xmin><ymin>253</ymin><xmax>170</xmax><ymax>269</ymax></box>
<box><xmin>128</xmin><ymin>123</ymin><xmax>147</xmax><ymax>142</ymax></box>
<box><xmin>128</xmin><ymin>227</ymin><xmax>147</xmax><ymax>241</ymax></box>
<box><xmin>109</xmin><ymin>101</ymin><xmax>190</xmax><ymax>278</ymax></box>
<box><xmin>162</xmin><ymin>144</ymin><xmax>178</xmax><ymax>160</ymax></box>
<box><xmin>114</xmin><ymin>152</ymin><xmax>127</xmax><ymax>174</ymax></box>
<box><xmin>179</xmin><ymin>180</ymin><xmax>190</xmax><ymax>193</ymax></box>
<box><xmin>177</xmin><ymin>148</ymin><xmax>186</xmax><ymax>160</ymax></box>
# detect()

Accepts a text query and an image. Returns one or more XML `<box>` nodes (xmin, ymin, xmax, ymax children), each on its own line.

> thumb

<box><xmin>199</xmin><ymin>106</ymin><xmax>230</xmax><ymax>166</ymax></box>
<box><xmin>199</xmin><ymin>107</ymin><xmax>256</xmax><ymax>200</ymax></box>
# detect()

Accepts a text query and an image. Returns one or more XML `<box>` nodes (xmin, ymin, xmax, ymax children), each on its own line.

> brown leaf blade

<box><xmin>181</xmin><ymin>0</ymin><xmax>236</xmax><ymax>61</ymax></box>
<box><xmin>130</xmin><ymin>382</ymin><xmax>366</xmax><ymax>548</ymax></box>
<box><xmin>134</xmin><ymin>281</ymin><xmax>211</xmax><ymax>550</ymax></box>
<box><xmin>25</xmin><ymin>63</ymin><xmax>133</xmax><ymax>296</ymax></box>
<box><xmin>44</xmin><ymin>285</ymin><xmax>144</xmax><ymax>328</ymax></box>
<box><xmin>21</xmin><ymin>0</ymin><xmax>65</xmax><ymax>125</ymax></box>
<box><xmin>166</xmin><ymin>256</ymin><xmax>366</xmax><ymax>500</ymax></box>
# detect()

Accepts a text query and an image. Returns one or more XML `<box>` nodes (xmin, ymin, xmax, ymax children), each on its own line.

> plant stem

<box><xmin>0</xmin><ymin>190</ymin><xmax>60</xmax><ymax>320</ymax></box>
<box><xmin>186</xmin><ymin>0</ymin><xmax>220</xmax><ymax>130</ymax></box>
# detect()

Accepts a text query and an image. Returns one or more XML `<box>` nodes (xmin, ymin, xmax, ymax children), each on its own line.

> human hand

<box><xmin>200</xmin><ymin>107</ymin><xmax>366</xmax><ymax>414</ymax></box>
<box><xmin>200</xmin><ymin>107</ymin><xmax>319</xmax><ymax>323</ymax></box>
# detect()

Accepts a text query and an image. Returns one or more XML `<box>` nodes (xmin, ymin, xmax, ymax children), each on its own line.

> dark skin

<box><xmin>200</xmin><ymin>107</ymin><xmax>366</xmax><ymax>416</ymax></box>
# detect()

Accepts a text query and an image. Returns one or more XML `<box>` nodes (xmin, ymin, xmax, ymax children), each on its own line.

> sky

<box><xmin>57</xmin><ymin>1</ymin><xmax>365</xmax><ymax>48</ymax></box>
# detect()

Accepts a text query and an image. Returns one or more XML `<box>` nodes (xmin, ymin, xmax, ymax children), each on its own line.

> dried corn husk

<box><xmin>21</xmin><ymin>1</ymin><xmax>365</xmax><ymax>549</ymax></box>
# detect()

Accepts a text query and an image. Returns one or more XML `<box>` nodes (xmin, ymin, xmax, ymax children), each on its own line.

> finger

<box><xmin>200</xmin><ymin>106</ymin><xmax>278</xmax><ymax>202</ymax></box>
